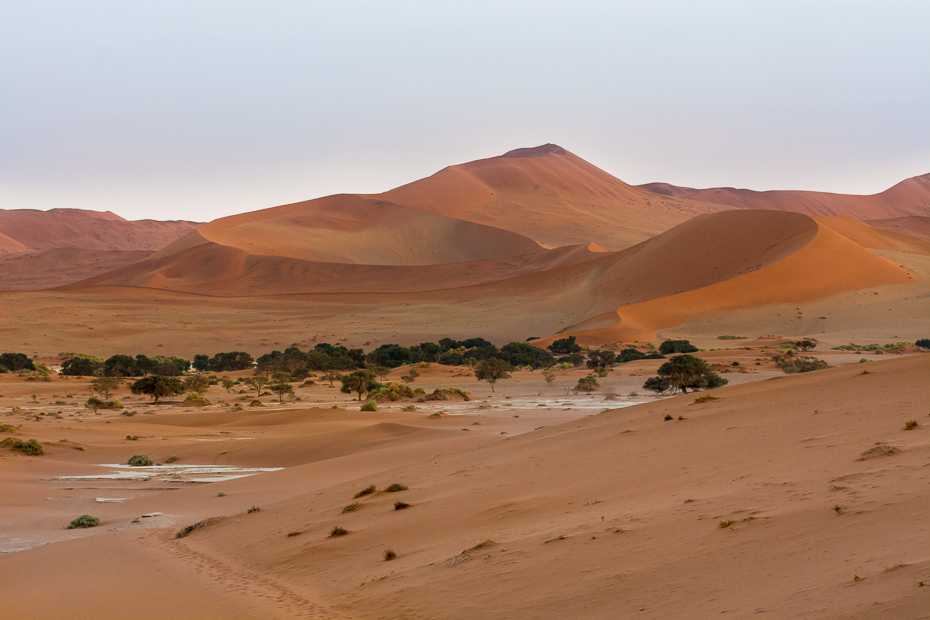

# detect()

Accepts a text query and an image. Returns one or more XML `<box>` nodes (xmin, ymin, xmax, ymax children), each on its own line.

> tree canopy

<box><xmin>130</xmin><ymin>375</ymin><xmax>185</xmax><ymax>405</ymax></box>
<box><xmin>644</xmin><ymin>354</ymin><xmax>727</xmax><ymax>394</ymax></box>
<box><xmin>474</xmin><ymin>358</ymin><xmax>513</xmax><ymax>392</ymax></box>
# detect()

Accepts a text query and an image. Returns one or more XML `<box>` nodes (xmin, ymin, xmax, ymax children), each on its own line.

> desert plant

<box><xmin>165</xmin><ymin>455</ymin><xmax>179</xmax><ymax>463</ymax></box>
<box><xmin>269</xmin><ymin>383</ymin><xmax>294</xmax><ymax>403</ymax></box>
<box><xmin>719</xmin><ymin>519</ymin><xmax>734</xmax><ymax>528</ymax></box>
<box><xmin>130</xmin><ymin>375</ymin><xmax>185</xmax><ymax>405</ymax></box>
<box><xmin>247</xmin><ymin>505</ymin><xmax>260</xmax><ymax>513</ymax></box>
<box><xmin>360</xmin><ymin>400</ymin><xmax>378</xmax><ymax>412</ymax></box>
<box><xmin>368</xmin><ymin>382</ymin><xmax>415</xmax><ymax>401</ymax></box>
<box><xmin>384</xmin><ymin>483</ymin><xmax>408</xmax><ymax>492</ymax></box>
<box><xmin>85</xmin><ymin>397</ymin><xmax>104</xmax><ymax>414</ymax></box>
<box><xmin>394</xmin><ymin>501</ymin><xmax>411</xmax><ymax>510</ymax></box>
<box><xmin>8</xmin><ymin>438</ymin><xmax>44</xmax><ymax>456</ymax></box>
<box><xmin>183</xmin><ymin>374</ymin><xmax>211</xmax><ymax>393</ymax></box>
<box><xmin>574</xmin><ymin>376</ymin><xmax>600</xmax><ymax>392</ymax></box>
<box><xmin>780</xmin><ymin>356</ymin><xmax>830</xmax><ymax>374</ymax></box>
<box><xmin>916</xmin><ymin>338</ymin><xmax>930</xmax><ymax>350</ymax></box>
<box><xmin>354</xmin><ymin>484</ymin><xmax>377</xmax><ymax>499</ymax></box>
<box><xmin>342</xmin><ymin>502</ymin><xmax>361</xmax><ymax>513</ymax></box>
<box><xmin>542</xmin><ymin>368</ymin><xmax>556</xmax><ymax>385</ymax></box>
<box><xmin>329</xmin><ymin>526</ymin><xmax>348</xmax><ymax>537</ymax></box>
<box><xmin>474</xmin><ymin>358</ymin><xmax>513</xmax><ymax>393</ymax></box>
<box><xmin>89</xmin><ymin>376</ymin><xmax>120</xmax><ymax>399</ymax></box>
<box><xmin>659</xmin><ymin>340</ymin><xmax>699</xmax><ymax>355</ymax></box>
<box><xmin>67</xmin><ymin>514</ymin><xmax>100</xmax><ymax>529</ymax></box>
<box><xmin>340</xmin><ymin>370</ymin><xmax>379</xmax><ymax>401</ymax></box>
<box><xmin>127</xmin><ymin>454</ymin><xmax>153</xmax><ymax>466</ymax></box>
<box><xmin>904</xmin><ymin>420</ymin><xmax>918</xmax><ymax>430</ymax></box>
<box><xmin>384</xmin><ymin>549</ymin><xmax>397</xmax><ymax>561</ymax></box>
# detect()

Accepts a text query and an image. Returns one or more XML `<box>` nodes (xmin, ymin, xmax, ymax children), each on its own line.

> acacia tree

<box><xmin>574</xmin><ymin>376</ymin><xmax>600</xmax><ymax>392</ymax></box>
<box><xmin>90</xmin><ymin>376</ymin><xmax>120</xmax><ymax>399</ymax></box>
<box><xmin>221</xmin><ymin>377</ymin><xmax>236</xmax><ymax>393</ymax></box>
<box><xmin>474</xmin><ymin>358</ymin><xmax>512</xmax><ymax>393</ymax></box>
<box><xmin>183</xmin><ymin>375</ymin><xmax>211</xmax><ymax>394</ymax></box>
<box><xmin>243</xmin><ymin>376</ymin><xmax>269</xmax><ymax>398</ymax></box>
<box><xmin>340</xmin><ymin>370</ymin><xmax>378</xmax><ymax>401</ymax></box>
<box><xmin>542</xmin><ymin>368</ymin><xmax>556</xmax><ymax>385</ymax></box>
<box><xmin>647</xmin><ymin>355</ymin><xmax>727</xmax><ymax>394</ymax></box>
<box><xmin>270</xmin><ymin>383</ymin><xmax>294</xmax><ymax>403</ymax></box>
<box><xmin>322</xmin><ymin>370</ymin><xmax>342</xmax><ymax>386</ymax></box>
<box><xmin>130</xmin><ymin>376</ymin><xmax>184</xmax><ymax>405</ymax></box>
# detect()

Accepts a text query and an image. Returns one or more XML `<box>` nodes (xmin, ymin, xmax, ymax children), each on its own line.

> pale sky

<box><xmin>2</xmin><ymin>1</ymin><xmax>928</xmax><ymax>222</ymax></box>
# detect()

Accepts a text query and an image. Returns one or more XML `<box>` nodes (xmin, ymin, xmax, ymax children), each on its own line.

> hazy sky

<box><xmin>2</xmin><ymin>1</ymin><xmax>928</xmax><ymax>222</ymax></box>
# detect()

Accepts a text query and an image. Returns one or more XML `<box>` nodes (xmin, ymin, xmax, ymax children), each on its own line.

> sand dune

<box><xmin>77</xmin><ymin>240</ymin><xmax>605</xmax><ymax>295</ymax></box>
<box><xmin>865</xmin><ymin>215</ymin><xmax>930</xmax><ymax>242</ymax></box>
<box><xmin>0</xmin><ymin>248</ymin><xmax>152</xmax><ymax>291</ymax></box>
<box><xmin>381</xmin><ymin>144</ymin><xmax>728</xmax><ymax>250</ymax></box>
<box><xmin>0</xmin><ymin>208</ymin><xmax>200</xmax><ymax>252</ymax></box>
<box><xmin>639</xmin><ymin>172</ymin><xmax>930</xmax><ymax>219</ymax></box>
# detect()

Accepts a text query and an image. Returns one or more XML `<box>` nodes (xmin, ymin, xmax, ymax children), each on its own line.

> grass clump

<box><xmin>0</xmin><ymin>424</ymin><xmax>15</xmax><ymax>432</ymax></box>
<box><xmin>287</xmin><ymin>530</ymin><xmax>301</xmax><ymax>537</ymax></box>
<box><xmin>67</xmin><ymin>514</ymin><xmax>100</xmax><ymax>529</ymax></box>
<box><xmin>904</xmin><ymin>420</ymin><xmax>918</xmax><ymax>430</ymax></box>
<box><xmin>247</xmin><ymin>505</ymin><xmax>260</xmax><ymax>513</ymax></box>
<box><xmin>384</xmin><ymin>549</ymin><xmax>397</xmax><ymax>561</ymax></box>
<box><xmin>127</xmin><ymin>454</ymin><xmax>152</xmax><ymax>466</ymax></box>
<box><xmin>384</xmin><ymin>483</ymin><xmax>408</xmax><ymax>493</ymax></box>
<box><xmin>394</xmin><ymin>501</ymin><xmax>411</xmax><ymax>510</ymax></box>
<box><xmin>717</xmin><ymin>335</ymin><xmax>747</xmax><ymax>340</ymax></box>
<box><xmin>165</xmin><ymin>455</ymin><xmax>179</xmax><ymax>463</ymax></box>
<box><xmin>425</xmin><ymin>387</ymin><xmax>471</xmax><ymax>402</ymax></box>
<box><xmin>217</xmin><ymin>492</ymin><xmax>225</xmax><ymax>497</ymax></box>
<box><xmin>330</xmin><ymin>526</ymin><xmax>349</xmax><ymax>537</ymax></box>
<box><xmin>429</xmin><ymin>411</ymin><xmax>446</xmax><ymax>418</ymax></box>
<box><xmin>126</xmin><ymin>435</ymin><xmax>139</xmax><ymax>441</ymax></box>
<box><xmin>693</xmin><ymin>395</ymin><xmax>718</xmax><ymax>404</ymax></box>
<box><xmin>367</xmin><ymin>382</ymin><xmax>415</xmax><ymax>402</ymax></box>
<box><xmin>360</xmin><ymin>400</ymin><xmax>378</xmax><ymax>412</ymax></box>
<box><xmin>718</xmin><ymin>519</ymin><xmax>735</xmax><ymax>528</ymax></box>
<box><xmin>354</xmin><ymin>484</ymin><xmax>377</xmax><ymax>499</ymax></box>
<box><xmin>342</xmin><ymin>502</ymin><xmax>361</xmax><ymax>513</ymax></box>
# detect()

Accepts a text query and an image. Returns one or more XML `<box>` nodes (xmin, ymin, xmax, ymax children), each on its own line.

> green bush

<box><xmin>6</xmin><ymin>438</ymin><xmax>44</xmax><ymax>456</ymax></box>
<box><xmin>67</xmin><ymin>514</ymin><xmax>100</xmax><ymax>529</ymax></box>
<box><xmin>360</xmin><ymin>400</ymin><xmax>378</xmax><ymax>412</ymax></box>
<box><xmin>574</xmin><ymin>376</ymin><xmax>600</xmax><ymax>392</ymax></box>
<box><xmin>659</xmin><ymin>340</ymin><xmax>699</xmax><ymax>354</ymax></box>
<box><xmin>385</xmin><ymin>483</ymin><xmax>408</xmax><ymax>492</ymax></box>
<box><xmin>780</xmin><ymin>356</ymin><xmax>830</xmax><ymax>374</ymax></box>
<box><xmin>128</xmin><ymin>454</ymin><xmax>153</xmax><ymax>466</ymax></box>
<box><xmin>354</xmin><ymin>484</ymin><xmax>377</xmax><ymax>499</ymax></box>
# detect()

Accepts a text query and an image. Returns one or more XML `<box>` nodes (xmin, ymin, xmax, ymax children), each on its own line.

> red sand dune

<box><xmin>639</xmin><ymin>172</ymin><xmax>930</xmax><ymax>220</ymax></box>
<box><xmin>865</xmin><ymin>215</ymin><xmax>930</xmax><ymax>242</ymax></box>
<box><xmin>381</xmin><ymin>144</ymin><xmax>728</xmax><ymax>250</ymax></box>
<box><xmin>0</xmin><ymin>208</ymin><xmax>200</xmax><ymax>252</ymax></box>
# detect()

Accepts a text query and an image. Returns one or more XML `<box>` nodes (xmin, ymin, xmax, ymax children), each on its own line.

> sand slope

<box><xmin>865</xmin><ymin>216</ymin><xmax>930</xmax><ymax>242</ymax></box>
<box><xmin>639</xmin><ymin>172</ymin><xmax>930</xmax><ymax>219</ymax></box>
<box><xmin>0</xmin><ymin>248</ymin><xmax>152</xmax><ymax>291</ymax></box>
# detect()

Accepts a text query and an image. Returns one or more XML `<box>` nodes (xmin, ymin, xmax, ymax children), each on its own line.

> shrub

<box><xmin>659</xmin><ymin>340</ymin><xmax>698</xmax><ymax>355</ymax></box>
<box><xmin>385</xmin><ymin>483</ymin><xmax>408</xmax><ymax>492</ymax></box>
<box><xmin>354</xmin><ymin>484</ymin><xmax>377</xmax><ymax>499</ymax></box>
<box><xmin>394</xmin><ymin>501</ymin><xmax>411</xmax><ymax>510</ymax></box>
<box><xmin>384</xmin><ymin>549</ymin><xmax>397</xmax><ymax>561</ymax></box>
<box><xmin>67</xmin><ymin>514</ymin><xmax>100</xmax><ymax>529</ymax></box>
<box><xmin>904</xmin><ymin>420</ymin><xmax>918</xmax><ymax>430</ymax></box>
<box><xmin>342</xmin><ymin>502</ymin><xmax>361</xmax><ymax>513</ymax></box>
<box><xmin>247</xmin><ymin>506</ymin><xmax>260</xmax><ymax>513</ymax></box>
<box><xmin>360</xmin><ymin>400</ymin><xmax>378</xmax><ymax>412</ymax></box>
<box><xmin>717</xmin><ymin>335</ymin><xmax>747</xmax><ymax>340</ymax></box>
<box><xmin>127</xmin><ymin>454</ymin><xmax>153</xmax><ymax>466</ymax></box>
<box><xmin>7</xmin><ymin>438</ymin><xmax>44</xmax><ymax>456</ymax></box>
<box><xmin>330</xmin><ymin>526</ymin><xmax>348</xmax><ymax>537</ymax></box>
<box><xmin>574</xmin><ymin>376</ymin><xmax>600</xmax><ymax>392</ymax></box>
<box><xmin>165</xmin><ymin>455</ymin><xmax>179</xmax><ymax>463</ymax></box>
<box><xmin>914</xmin><ymin>338</ymin><xmax>929</xmax><ymax>350</ymax></box>
<box><xmin>780</xmin><ymin>356</ymin><xmax>830</xmax><ymax>374</ymax></box>
<box><xmin>719</xmin><ymin>519</ymin><xmax>735</xmax><ymax>528</ymax></box>
<box><xmin>367</xmin><ymin>382</ymin><xmax>414</xmax><ymax>401</ymax></box>
<box><xmin>425</xmin><ymin>387</ymin><xmax>471</xmax><ymax>401</ymax></box>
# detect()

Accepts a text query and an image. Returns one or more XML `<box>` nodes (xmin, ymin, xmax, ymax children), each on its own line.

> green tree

<box><xmin>183</xmin><ymin>375</ymin><xmax>211</xmax><ymax>393</ymax></box>
<box><xmin>914</xmin><ymin>338</ymin><xmax>930</xmax><ymax>350</ymax></box>
<box><xmin>59</xmin><ymin>354</ymin><xmax>104</xmax><ymax>376</ymax></box>
<box><xmin>221</xmin><ymin>377</ymin><xmax>236</xmax><ymax>393</ymax></box>
<box><xmin>0</xmin><ymin>352</ymin><xmax>35</xmax><ymax>372</ymax></box>
<box><xmin>271</xmin><ymin>371</ymin><xmax>292</xmax><ymax>385</ymax></box>
<box><xmin>642</xmin><ymin>376</ymin><xmax>670</xmax><ymax>394</ymax></box>
<box><xmin>129</xmin><ymin>376</ymin><xmax>185</xmax><ymax>405</ymax></box>
<box><xmin>85</xmin><ymin>397</ymin><xmax>104</xmax><ymax>413</ymax></box>
<box><xmin>658</xmin><ymin>340</ymin><xmax>699</xmax><ymax>355</ymax></box>
<box><xmin>322</xmin><ymin>370</ymin><xmax>342</xmax><ymax>386</ymax></box>
<box><xmin>270</xmin><ymin>383</ymin><xmax>294</xmax><ymax>403</ymax></box>
<box><xmin>89</xmin><ymin>376</ymin><xmax>120</xmax><ymax>399</ymax></box>
<box><xmin>243</xmin><ymin>376</ymin><xmax>269</xmax><ymax>398</ymax></box>
<box><xmin>400</xmin><ymin>368</ymin><xmax>420</xmax><ymax>383</ymax></box>
<box><xmin>340</xmin><ymin>370</ymin><xmax>379</xmax><ymax>401</ymax></box>
<box><xmin>104</xmin><ymin>354</ymin><xmax>142</xmax><ymax>377</ymax></box>
<box><xmin>652</xmin><ymin>354</ymin><xmax>727</xmax><ymax>394</ymax></box>
<box><xmin>791</xmin><ymin>339</ymin><xmax>817</xmax><ymax>352</ymax></box>
<box><xmin>474</xmin><ymin>358</ymin><xmax>513</xmax><ymax>393</ymax></box>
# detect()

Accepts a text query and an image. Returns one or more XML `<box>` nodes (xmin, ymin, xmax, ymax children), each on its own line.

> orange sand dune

<box><xmin>0</xmin><ymin>208</ymin><xmax>200</xmax><ymax>252</ymax></box>
<box><xmin>865</xmin><ymin>215</ymin><xmax>930</xmax><ymax>242</ymax></box>
<box><xmin>815</xmin><ymin>215</ymin><xmax>930</xmax><ymax>255</ymax></box>
<box><xmin>640</xmin><ymin>172</ymin><xmax>930</xmax><ymax>219</ymax></box>
<box><xmin>195</xmin><ymin>194</ymin><xmax>542</xmax><ymax>265</ymax></box>
<box><xmin>0</xmin><ymin>230</ymin><xmax>31</xmax><ymax>254</ymax></box>
<box><xmin>0</xmin><ymin>248</ymin><xmax>152</xmax><ymax>291</ymax></box>
<box><xmin>531</xmin><ymin>212</ymin><xmax>914</xmax><ymax>346</ymax></box>
<box><xmin>381</xmin><ymin>144</ymin><xmax>728</xmax><ymax>250</ymax></box>
<box><xmin>73</xmin><ymin>241</ymin><xmax>604</xmax><ymax>295</ymax></box>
